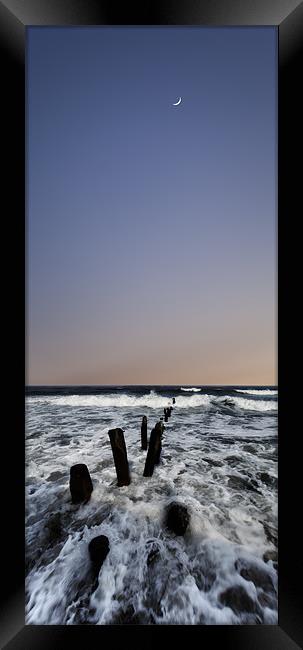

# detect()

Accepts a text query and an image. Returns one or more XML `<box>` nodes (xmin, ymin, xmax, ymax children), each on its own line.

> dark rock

<box><xmin>88</xmin><ymin>535</ymin><xmax>110</xmax><ymax>572</ymax></box>
<box><xmin>228</xmin><ymin>476</ymin><xmax>259</xmax><ymax>493</ymax></box>
<box><xmin>70</xmin><ymin>464</ymin><xmax>93</xmax><ymax>504</ymax></box>
<box><xmin>219</xmin><ymin>585</ymin><xmax>256</xmax><ymax>614</ymax></box>
<box><xmin>165</xmin><ymin>502</ymin><xmax>190</xmax><ymax>536</ymax></box>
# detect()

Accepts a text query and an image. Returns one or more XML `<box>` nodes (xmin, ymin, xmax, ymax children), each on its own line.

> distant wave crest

<box><xmin>27</xmin><ymin>390</ymin><xmax>277</xmax><ymax>412</ymax></box>
<box><xmin>217</xmin><ymin>396</ymin><xmax>277</xmax><ymax>412</ymax></box>
<box><xmin>235</xmin><ymin>389</ymin><xmax>278</xmax><ymax>396</ymax></box>
<box><xmin>180</xmin><ymin>387</ymin><xmax>201</xmax><ymax>392</ymax></box>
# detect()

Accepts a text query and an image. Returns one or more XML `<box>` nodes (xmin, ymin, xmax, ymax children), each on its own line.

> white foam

<box><xmin>27</xmin><ymin>391</ymin><xmax>210</xmax><ymax>409</ymax></box>
<box><xmin>26</xmin><ymin>391</ymin><xmax>277</xmax><ymax>412</ymax></box>
<box><xmin>25</xmin><ymin>387</ymin><xmax>278</xmax><ymax>625</ymax></box>
<box><xmin>235</xmin><ymin>389</ymin><xmax>278</xmax><ymax>396</ymax></box>
<box><xmin>223</xmin><ymin>396</ymin><xmax>277</xmax><ymax>412</ymax></box>
<box><xmin>181</xmin><ymin>387</ymin><xmax>202</xmax><ymax>392</ymax></box>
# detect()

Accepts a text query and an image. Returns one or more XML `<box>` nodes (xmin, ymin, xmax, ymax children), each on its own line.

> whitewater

<box><xmin>25</xmin><ymin>385</ymin><xmax>278</xmax><ymax>625</ymax></box>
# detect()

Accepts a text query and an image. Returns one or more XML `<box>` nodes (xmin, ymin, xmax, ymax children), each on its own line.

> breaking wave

<box><xmin>27</xmin><ymin>391</ymin><xmax>277</xmax><ymax>412</ymax></box>
<box><xmin>235</xmin><ymin>389</ymin><xmax>277</xmax><ymax>396</ymax></box>
<box><xmin>217</xmin><ymin>396</ymin><xmax>277</xmax><ymax>412</ymax></box>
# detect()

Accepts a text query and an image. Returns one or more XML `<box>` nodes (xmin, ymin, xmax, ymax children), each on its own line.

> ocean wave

<box><xmin>26</xmin><ymin>392</ymin><xmax>211</xmax><ymax>410</ymax></box>
<box><xmin>27</xmin><ymin>391</ymin><xmax>277</xmax><ymax>412</ymax></box>
<box><xmin>181</xmin><ymin>387</ymin><xmax>201</xmax><ymax>392</ymax></box>
<box><xmin>216</xmin><ymin>396</ymin><xmax>277</xmax><ymax>412</ymax></box>
<box><xmin>235</xmin><ymin>389</ymin><xmax>277</xmax><ymax>396</ymax></box>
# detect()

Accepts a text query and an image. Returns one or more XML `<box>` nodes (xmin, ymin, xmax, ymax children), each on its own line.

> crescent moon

<box><xmin>173</xmin><ymin>97</ymin><xmax>182</xmax><ymax>106</ymax></box>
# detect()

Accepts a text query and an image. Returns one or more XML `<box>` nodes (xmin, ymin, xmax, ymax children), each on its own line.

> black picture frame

<box><xmin>1</xmin><ymin>1</ymin><xmax>302</xmax><ymax>648</ymax></box>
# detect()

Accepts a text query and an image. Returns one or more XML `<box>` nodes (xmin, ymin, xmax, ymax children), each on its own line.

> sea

<box><xmin>25</xmin><ymin>385</ymin><xmax>278</xmax><ymax>625</ymax></box>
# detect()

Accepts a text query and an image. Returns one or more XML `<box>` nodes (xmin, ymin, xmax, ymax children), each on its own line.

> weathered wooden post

<box><xmin>172</xmin><ymin>398</ymin><xmax>176</xmax><ymax>404</ymax></box>
<box><xmin>88</xmin><ymin>535</ymin><xmax>110</xmax><ymax>573</ymax></box>
<box><xmin>141</xmin><ymin>415</ymin><xmax>148</xmax><ymax>450</ymax></box>
<box><xmin>166</xmin><ymin>502</ymin><xmax>190</xmax><ymax>535</ymax></box>
<box><xmin>154</xmin><ymin>421</ymin><xmax>164</xmax><ymax>465</ymax></box>
<box><xmin>143</xmin><ymin>425</ymin><xmax>162</xmax><ymax>477</ymax></box>
<box><xmin>164</xmin><ymin>408</ymin><xmax>169</xmax><ymax>422</ymax></box>
<box><xmin>155</xmin><ymin>421</ymin><xmax>164</xmax><ymax>434</ymax></box>
<box><xmin>108</xmin><ymin>428</ymin><xmax>131</xmax><ymax>486</ymax></box>
<box><xmin>70</xmin><ymin>463</ymin><xmax>93</xmax><ymax>504</ymax></box>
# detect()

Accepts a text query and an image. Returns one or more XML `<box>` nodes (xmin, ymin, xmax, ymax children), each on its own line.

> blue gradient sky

<box><xmin>27</xmin><ymin>27</ymin><xmax>277</xmax><ymax>385</ymax></box>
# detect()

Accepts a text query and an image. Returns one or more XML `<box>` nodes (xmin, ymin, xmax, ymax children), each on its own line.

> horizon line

<box><xmin>25</xmin><ymin>383</ymin><xmax>278</xmax><ymax>387</ymax></box>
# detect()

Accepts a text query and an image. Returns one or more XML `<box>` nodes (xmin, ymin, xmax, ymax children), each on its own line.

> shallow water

<box><xmin>25</xmin><ymin>386</ymin><xmax>278</xmax><ymax>625</ymax></box>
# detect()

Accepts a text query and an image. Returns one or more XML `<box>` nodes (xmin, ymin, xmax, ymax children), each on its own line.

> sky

<box><xmin>27</xmin><ymin>27</ymin><xmax>277</xmax><ymax>385</ymax></box>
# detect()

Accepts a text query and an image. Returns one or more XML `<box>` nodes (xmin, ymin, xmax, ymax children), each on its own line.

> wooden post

<box><xmin>141</xmin><ymin>415</ymin><xmax>148</xmax><ymax>450</ymax></box>
<box><xmin>154</xmin><ymin>421</ymin><xmax>164</xmax><ymax>465</ymax></box>
<box><xmin>143</xmin><ymin>425</ymin><xmax>162</xmax><ymax>477</ymax></box>
<box><xmin>172</xmin><ymin>398</ymin><xmax>176</xmax><ymax>404</ymax></box>
<box><xmin>108</xmin><ymin>428</ymin><xmax>131</xmax><ymax>486</ymax></box>
<box><xmin>70</xmin><ymin>463</ymin><xmax>93</xmax><ymax>504</ymax></box>
<box><xmin>164</xmin><ymin>408</ymin><xmax>168</xmax><ymax>422</ymax></box>
<box><xmin>88</xmin><ymin>535</ymin><xmax>110</xmax><ymax>572</ymax></box>
<box><xmin>155</xmin><ymin>421</ymin><xmax>165</xmax><ymax>434</ymax></box>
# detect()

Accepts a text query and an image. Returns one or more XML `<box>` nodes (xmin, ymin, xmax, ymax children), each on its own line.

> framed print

<box><xmin>1</xmin><ymin>1</ymin><xmax>302</xmax><ymax>648</ymax></box>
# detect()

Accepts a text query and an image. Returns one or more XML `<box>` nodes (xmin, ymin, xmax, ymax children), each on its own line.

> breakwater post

<box><xmin>70</xmin><ymin>463</ymin><xmax>93</xmax><ymax>504</ymax></box>
<box><xmin>154</xmin><ymin>421</ymin><xmax>164</xmax><ymax>465</ymax></box>
<box><xmin>141</xmin><ymin>415</ymin><xmax>148</xmax><ymax>450</ymax></box>
<box><xmin>143</xmin><ymin>423</ymin><xmax>163</xmax><ymax>477</ymax></box>
<box><xmin>108</xmin><ymin>428</ymin><xmax>131</xmax><ymax>486</ymax></box>
<box><xmin>165</xmin><ymin>406</ymin><xmax>172</xmax><ymax>419</ymax></box>
<box><xmin>88</xmin><ymin>535</ymin><xmax>110</xmax><ymax>573</ymax></box>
